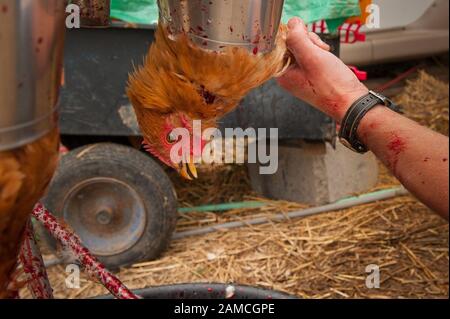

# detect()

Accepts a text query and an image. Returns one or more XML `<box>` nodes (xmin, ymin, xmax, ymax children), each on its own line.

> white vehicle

<box><xmin>341</xmin><ymin>0</ymin><xmax>449</xmax><ymax>66</ymax></box>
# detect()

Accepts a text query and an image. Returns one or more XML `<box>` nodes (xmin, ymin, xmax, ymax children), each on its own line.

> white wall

<box><xmin>369</xmin><ymin>0</ymin><xmax>435</xmax><ymax>30</ymax></box>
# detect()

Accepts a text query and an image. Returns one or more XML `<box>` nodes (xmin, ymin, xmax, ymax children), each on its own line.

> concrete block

<box><xmin>247</xmin><ymin>141</ymin><xmax>379</xmax><ymax>205</ymax></box>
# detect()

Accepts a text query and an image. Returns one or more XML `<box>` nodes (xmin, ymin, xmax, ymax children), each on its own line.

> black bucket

<box><xmin>94</xmin><ymin>283</ymin><xmax>297</xmax><ymax>299</ymax></box>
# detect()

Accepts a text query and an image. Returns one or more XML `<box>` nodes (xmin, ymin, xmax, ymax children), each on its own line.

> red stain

<box><xmin>387</xmin><ymin>133</ymin><xmax>407</xmax><ymax>175</ymax></box>
<box><xmin>199</xmin><ymin>85</ymin><xmax>216</xmax><ymax>104</ymax></box>
<box><xmin>252</xmin><ymin>33</ymin><xmax>261</xmax><ymax>45</ymax></box>
<box><xmin>330</xmin><ymin>102</ymin><xmax>339</xmax><ymax>111</ymax></box>
<box><xmin>1</xmin><ymin>5</ymin><xmax>7</xmax><ymax>13</ymax></box>
<box><xmin>252</xmin><ymin>47</ymin><xmax>259</xmax><ymax>55</ymax></box>
<box><xmin>307</xmin><ymin>80</ymin><xmax>317</xmax><ymax>95</ymax></box>
<box><xmin>37</xmin><ymin>37</ymin><xmax>43</xmax><ymax>44</ymax></box>
<box><xmin>320</xmin><ymin>95</ymin><xmax>347</xmax><ymax>118</ymax></box>
<box><xmin>443</xmin><ymin>158</ymin><xmax>448</xmax><ymax>163</ymax></box>
<box><xmin>32</xmin><ymin>203</ymin><xmax>139</xmax><ymax>299</ymax></box>
<box><xmin>19</xmin><ymin>223</ymin><xmax>53</xmax><ymax>298</ymax></box>
<box><xmin>424</xmin><ymin>157</ymin><xmax>431</xmax><ymax>162</ymax></box>
<box><xmin>387</xmin><ymin>134</ymin><xmax>406</xmax><ymax>154</ymax></box>
<box><xmin>369</xmin><ymin>122</ymin><xmax>379</xmax><ymax>129</ymax></box>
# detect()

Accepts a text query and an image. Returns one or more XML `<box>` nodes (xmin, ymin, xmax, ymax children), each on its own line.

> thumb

<box><xmin>286</xmin><ymin>18</ymin><xmax>315</xmax><ymax>62</ymax></box>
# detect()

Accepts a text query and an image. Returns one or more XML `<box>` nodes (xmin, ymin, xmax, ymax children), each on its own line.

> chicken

<box><xmin>127</xmin><ymin>24</ymin><xmax>290</xmax><ymax>179</ymax></box>
<box><xmin>0</xmin><ymin>128</ymin><xmax>59</xmax><ymax>298</ymax></box>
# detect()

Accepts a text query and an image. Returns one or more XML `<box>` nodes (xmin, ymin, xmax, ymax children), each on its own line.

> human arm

<box><xmin>277</xmin><ymin>18</ymin><xmax>449</xmax><ymax>219</ymax></box>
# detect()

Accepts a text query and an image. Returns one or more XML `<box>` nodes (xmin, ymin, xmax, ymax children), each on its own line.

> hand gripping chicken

<box><xmin>127</xmin><ymin>0</ymin><xmax>291</xmax><ymax>180</ymax></box>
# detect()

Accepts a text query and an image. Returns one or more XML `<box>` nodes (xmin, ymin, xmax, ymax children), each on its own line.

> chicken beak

<box><xmin>179</xmin><ymin>161</ymin><xmax>198</xmax><ymax>180</ymax></box>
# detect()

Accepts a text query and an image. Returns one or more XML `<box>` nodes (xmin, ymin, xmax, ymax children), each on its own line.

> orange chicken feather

<box><xmin>127</xmin><ymin>24</ymin><xmax>290</xmax><ymax>179</ymax></box>
<box><xmin>0</xmin><ymin>128</ymin><xmax>59</xmax><ymax>298</ymax></box>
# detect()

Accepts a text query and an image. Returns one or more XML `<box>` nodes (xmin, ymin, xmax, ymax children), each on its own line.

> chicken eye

<box><xmin>166</xmin><ymin>132</ymin><xmax>178</xmax><ymax>144</ymax></box>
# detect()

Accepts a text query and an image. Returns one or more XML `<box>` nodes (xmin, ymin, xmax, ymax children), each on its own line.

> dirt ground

<box><xmin>21</xmin><ymin>59</ymin><xmax>449</xmax><ymax>299</ymax></box>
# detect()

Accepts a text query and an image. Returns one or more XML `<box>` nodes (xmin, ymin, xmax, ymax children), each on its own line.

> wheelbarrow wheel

<box><xmin>40</xmin><ymin>143</ymin><xmax>178</xmax><ymax>269</ymax></box>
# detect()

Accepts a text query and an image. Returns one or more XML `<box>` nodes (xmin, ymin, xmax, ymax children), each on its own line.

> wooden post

<box><xmin>72</xmin><ymin>0</ymin><xmax>111</xmax><ymax>27</ymax></box>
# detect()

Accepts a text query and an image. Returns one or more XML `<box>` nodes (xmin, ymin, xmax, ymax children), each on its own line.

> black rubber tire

<box><xmin>94</xmin><ymin>283</ymin><xmax>297</xmax><ymax>299</ymax></box>
<box><xmin>40</xmin><ymin>143</ymin><xmax>178</xmax><ymax>269</ymax></box>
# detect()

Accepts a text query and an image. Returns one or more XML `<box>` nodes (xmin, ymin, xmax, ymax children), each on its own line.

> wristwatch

<box><xmin>338</xmin><ymin>90</ymin><xmax>399</xmax><ymax>154</ymax></box>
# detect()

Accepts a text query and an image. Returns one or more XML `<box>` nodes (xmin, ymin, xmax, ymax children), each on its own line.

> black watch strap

<box><xmin>339</xmin><ymin>90</ymin><xmax>397</xmax><ymax>154</ymax></box>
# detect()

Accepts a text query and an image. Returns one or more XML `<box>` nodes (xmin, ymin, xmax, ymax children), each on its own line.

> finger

<box><xmin>286</xmin><ymin>17</ymin><xmax>316</xmax><ymax>61</ymax></box>
<box><xmin>276</xmin><ymin>65</ymin><xmax>306</xmax><ymax>92</ymax></box>
<box><xmin>308</xmin><ymin>32</ymin><xmax>331</xmax><ymax>51</ymax></box>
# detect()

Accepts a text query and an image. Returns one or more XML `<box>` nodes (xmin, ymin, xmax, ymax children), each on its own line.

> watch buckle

<box><xmin>339</xmin><ymin>137</ymin><xmax>358</xmax><ymax>153</ymax></box>
<box><xmin>369</xmin><ymin>90</ymin><xmax>390</xmax><ymax>107</ymax></box>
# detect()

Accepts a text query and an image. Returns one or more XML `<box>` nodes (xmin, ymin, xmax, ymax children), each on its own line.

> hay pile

<box><xmin>22</xmin><ymin>71</ymin><xmax>448</xmax><ymax>299</ymax></box>
<box><xmin>396</xmin><ymin>70</ymin><xmax>449</xmax><ymax>136</ymax></box>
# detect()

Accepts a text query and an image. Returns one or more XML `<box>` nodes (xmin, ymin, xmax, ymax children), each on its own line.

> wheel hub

<box><xmin>63</xmin><ymin>177</ymin><xmax>147</xmax><ymax>256</ymax></box>
<box><xmin>95</xmin><ymin>208</ymin><xmax>113</xmax><ymax>225</ymax></box>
